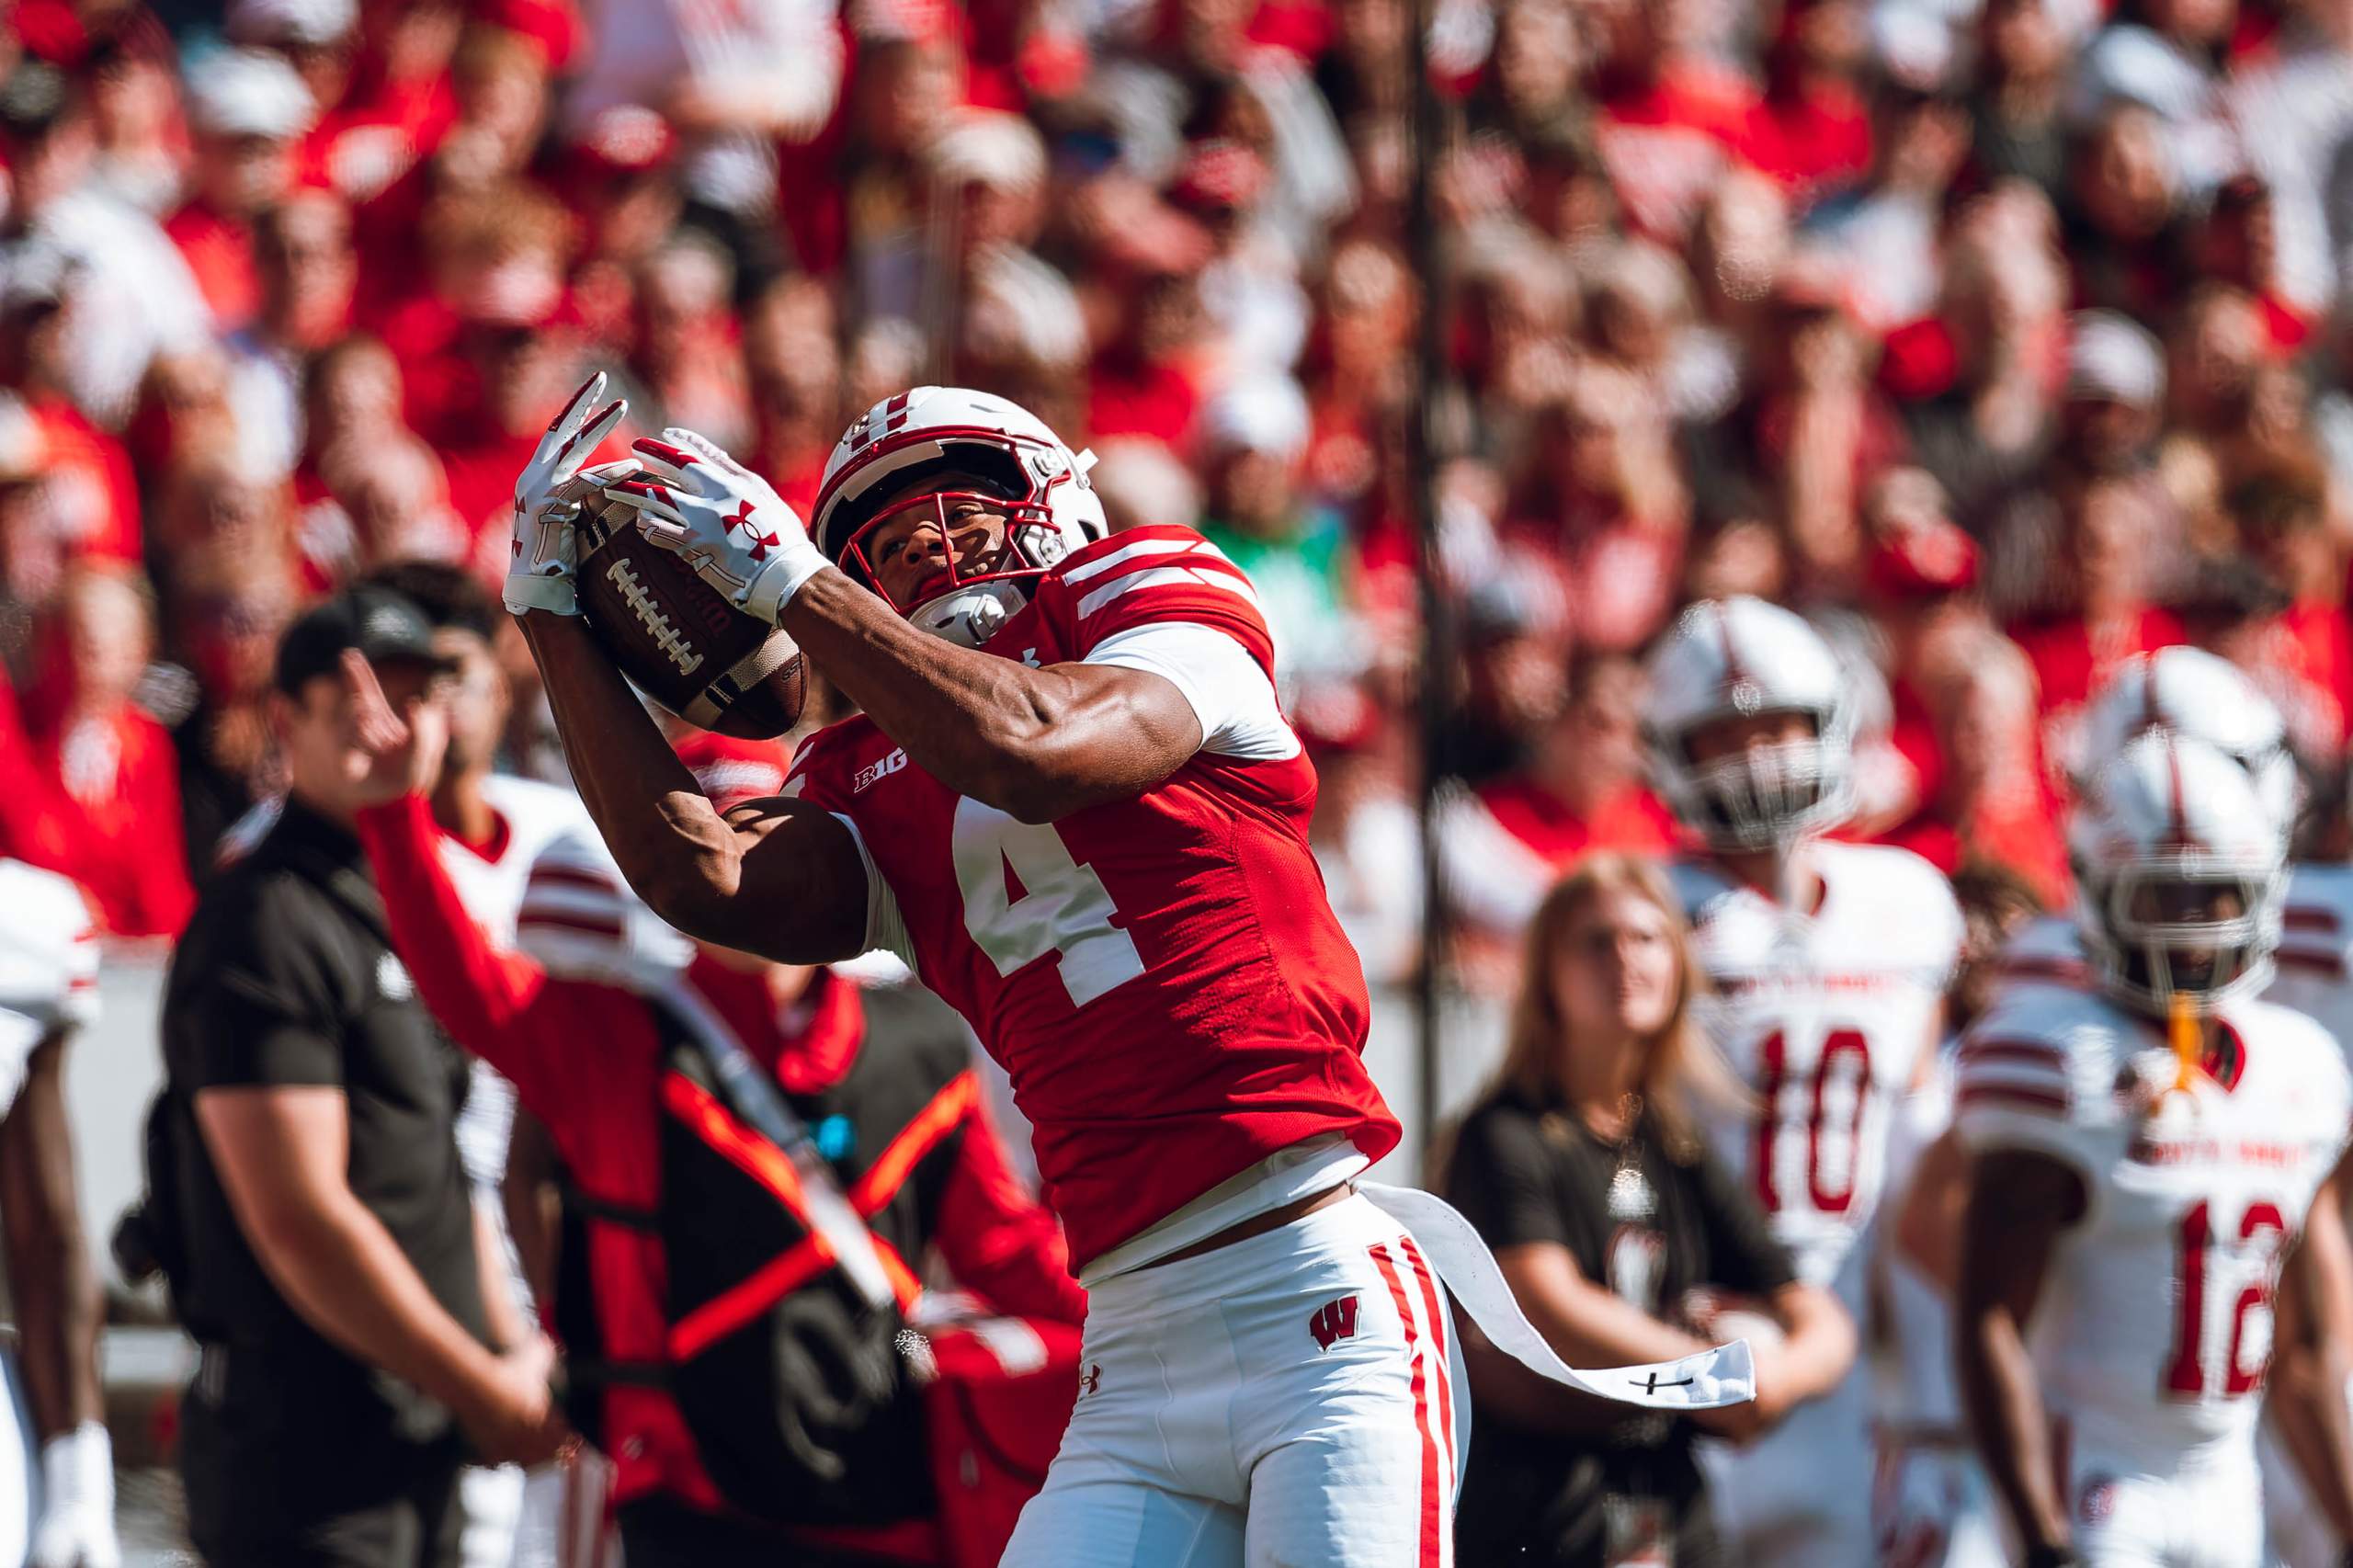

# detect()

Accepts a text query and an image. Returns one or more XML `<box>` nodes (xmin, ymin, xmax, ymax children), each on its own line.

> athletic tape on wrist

<box><xmin>40</xmin><ymin>1422</ymin><xmax>112</xmax><ymax>1512</ymax></box>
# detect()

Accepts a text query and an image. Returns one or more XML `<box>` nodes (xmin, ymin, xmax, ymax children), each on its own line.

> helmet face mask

<box><xmin>1643</xmin><ymin>597</ymin><xmax>1859</xmax><ymax>856</ymax></box>
<box><xmin>2082</xmin><ymin>855</ymin><xmax>2279</xmax><ymax>1015</ymax></box>
<box><xmin>1671</xmin><ymin>710</ymin><xmax>1851</xmax><ymax>852</ymax></box>
<box><xmin>2072</xmin><ymin>731</ymin><xmax>2288</xmax><ymax>1018</ymax></box>
<box><xmin>813</xmin><ymin>388</ymin><xmax>1109</xmax><ymax>648</ymax></box>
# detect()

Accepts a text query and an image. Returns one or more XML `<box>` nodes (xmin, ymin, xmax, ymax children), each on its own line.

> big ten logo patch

<box><xmin>1308</xmin><ymin>1294</ymin><xmax>1359</xmax><ymax>1352</ymax></box>
<box><xmin>854</xmin><ymin>748</ymin><xmax>909</xmax><ymax>792</ymax></box>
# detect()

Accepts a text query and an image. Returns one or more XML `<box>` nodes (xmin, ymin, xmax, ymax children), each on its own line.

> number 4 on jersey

<box><xmin>953</xmin><ymin>799</ymin><xmax>1145</xmax><ymax>1007</ymax></box>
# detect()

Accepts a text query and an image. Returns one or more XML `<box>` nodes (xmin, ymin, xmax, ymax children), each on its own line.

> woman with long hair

<box><xmin>1444</xmin><ymin>854</ymin><xmax>1855</xmax><ymax>1566</ymax></box>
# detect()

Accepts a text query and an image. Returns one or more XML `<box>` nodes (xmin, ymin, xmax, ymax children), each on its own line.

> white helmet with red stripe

<box><xmin>1643</xmin><ymin>597</ymin><xmax>1857</xmax><ymax>850</ymax></box>
<box><xmin>516</xmin><ymin>832</ymin><xmax>692</xmax><ymax>992</ymax></box>
<box><xmin>2075</xmin><ymin>646</ymin><xmax>2298</xmax><ymax>837</ymax></box>
<box><xmin>2072</xmin><ymin>730</ymin><xmax>2288</xmax><ymax>1016</ymax></box>
<box><xmin>811</xmin><ymin>386</ymin><xmax>1109</xmax><ymax>647</ymax></box>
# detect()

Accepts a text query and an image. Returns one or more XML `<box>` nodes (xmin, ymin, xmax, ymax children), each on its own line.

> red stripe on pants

<box><xmin>1370</xmin><ymin>1242</ymin><xmax>1442</xmax><ymax>1566</ymax></box>
<box><xmin>1400</xmin><ymin>1236</ymin><xmax>1456</xmax><ymax>1499</ymax></box>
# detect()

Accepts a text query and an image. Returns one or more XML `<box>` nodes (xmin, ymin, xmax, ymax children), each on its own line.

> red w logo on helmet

<box><xmin>1308</xmin><ymin>1294</ymin><xmax>1359</xmax><ymax>1352</ymax></box>
<box><xmin>847</xmin><ymin>392</ymin><xmax>914</xmax><ymax>453</ymax></box>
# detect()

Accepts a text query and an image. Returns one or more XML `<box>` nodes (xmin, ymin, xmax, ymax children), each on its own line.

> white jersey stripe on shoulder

<box><xmin>1068</xmin><ymin>546</ymin><xmax>1257</xmax><ymax>603</ymax></box>
<box><xmin>1061</xmin><ymin>532</ymin><xmax>1237</xmax><ymax>585</ymax></box>
<box><xmin>1958</xmin><ymin>1041</ymin><xmax>2068</xmax><ymax>1070</ymax></box>
<box><xmin>1956</xmin><ymin>1081</ymin><xmax>2070</xmax><ymax>1116</ymax></box>
<box><xmin>1074</xmin><ymin>564</ymin><xmax>1264</xmax><ymax>620</ymax></box>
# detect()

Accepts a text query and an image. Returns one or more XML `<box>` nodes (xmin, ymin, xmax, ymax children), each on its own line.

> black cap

<box><xmin>0</xmin><ymin>62</ymin><xmax>71</xmax><ymax>144</ymax></box>
<box><xmin>273</xmin><ymin>586</ymin><xmax>455</xmax><ymax>695</ymax></box>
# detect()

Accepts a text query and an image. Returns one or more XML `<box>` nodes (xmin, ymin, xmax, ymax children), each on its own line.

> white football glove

<box><xmin>506</xmin><ymin>372</ymin><xmax>636</xmax><ymax>618</ymax></box>
<box><xmin>28</xmin><ymin>1423</ymin><xmax>119</xmax><ymax>1568</ymax></box>
<box><xmin>607</xmin><ymin>429</ymin><xmax>829</xmax><ymax>626</ymax></box>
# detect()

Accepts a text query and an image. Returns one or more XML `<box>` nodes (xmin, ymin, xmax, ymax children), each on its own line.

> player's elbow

<box><xmin>620</xmin><ymin>828</ymin><xmax>745</xmax><ymax>941</ymax></box>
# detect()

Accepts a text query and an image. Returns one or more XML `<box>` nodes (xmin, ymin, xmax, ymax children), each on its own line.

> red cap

<box><xmin>1868</xmin><ymin>519</ymin><xmax>1978</xmax><ymax>600</ymax></box>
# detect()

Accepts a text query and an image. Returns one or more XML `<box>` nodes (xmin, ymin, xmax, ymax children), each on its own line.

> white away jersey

<box><xmin>1957</xmin><ymin>984</ymin><xmax>2352</xmax><ymax>1466</ymax></box>
<box><xmin>0</xmin><ymin>860</ymin><xmax>98</xmax><ymax>1117</ymax></box>
<box><xmin>2268</xmin><ymin>863</ymin><xmax>2353</xmax><ymax>1057</ymax></box>
<box><xmin>1993</xmin><ymin>913</ymin><xmax>2092</xmax><ymax>996</ymax></box>
<box><xmin>1674</xmin><ymin>842</ymin><xmax>1964</xmax><ymax>1296</ymax></box>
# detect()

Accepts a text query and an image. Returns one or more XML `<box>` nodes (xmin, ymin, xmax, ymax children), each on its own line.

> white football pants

<box><xmin>1000</xmin><ymin>1193</ymin><xmax>1469</xmax><ymax>1568</ymax></box>
<box><xmin>1875</xmin><ymin>1437</ymin><xmax>2009</xmax><ymax>1568</ymax></box>
<box><xmin>2062</xmin><ymin>1434</ymin><xmax>2264</xmax><ymax>1568</ymax></box>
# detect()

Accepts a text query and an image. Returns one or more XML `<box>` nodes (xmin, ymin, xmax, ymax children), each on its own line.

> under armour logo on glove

<box><xmin>608</xmin><ymin>427</ymin><xmax>827</xmax><ymax>625</ymax></box>
<box><xmin>1309</xmin><ymin>1294</ymin><xmax>1359</xmax><ymax>1351</ymax></box>
<box><xmin>726</xmin><ymin>499</ymin><xmax>782</xmax><ymax>562</ymax></box>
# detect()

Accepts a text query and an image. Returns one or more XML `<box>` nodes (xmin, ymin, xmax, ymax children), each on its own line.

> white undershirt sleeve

<box><xmin>827</xmin><ymin>812</ymin><xmax>916</xmax><ymax>967</ymax></box>
<box><xmin>1083</xmin><ymin>621</ymin><xmax>1302</xmax><ymax>762</ymax></box>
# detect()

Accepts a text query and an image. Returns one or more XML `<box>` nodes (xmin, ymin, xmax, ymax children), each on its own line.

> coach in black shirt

<box><xmin>161</xmin><ymin>588</ymin><xmax>569</xmax><ymax>1567</ymax></box>
<box><xmin>1443</xmin><ymin>856</ymin><xmax>1854</xmax><ymax>1567</ymax></box>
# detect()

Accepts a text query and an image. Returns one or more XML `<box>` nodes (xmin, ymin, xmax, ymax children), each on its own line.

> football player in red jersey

<box><xmin>506</xmin><ymin>376</ymin><xmax>1751</xmax><ymax>1566</ymax></box>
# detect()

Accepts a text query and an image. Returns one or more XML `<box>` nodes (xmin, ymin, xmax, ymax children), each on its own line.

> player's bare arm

<box><xmin>516</xmin><ymin>613</ymin><xmax>869</xmax><ymax>960</ymax></box>
<box><xmin>1496</xmin><ymin>1240</ymin><xmax>1718</xmax><ymax>1371</ymax></box>
<box><xmin>2266</xmin><ymin>1150</ymin><xmax>2353</xmax><ymax>1549</ymax></box>
<box><xmin>780</xmin><ymin>566</ymin><xmax>1202</xmax><ymax>824</ymax></box>
<box><xmin>0</xmin><ymin>1029</ymin><xmax>101</xmax><ymax>1442</ymax></box>
<box><xmin>501</xmin><ymin>377</ymin><xmax>868</xmax><ymax>961</ymax></box>
<box><xmin>1957</xmin><ymin>1144</ymin><xmax>2084</xmax><ymax>1559</ymax></box>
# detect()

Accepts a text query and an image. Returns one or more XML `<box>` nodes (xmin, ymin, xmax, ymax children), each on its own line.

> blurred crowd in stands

<box><xmin>4</xmin><ymin>0</ymin><xmax>2353</xmax><ymax>981</ymax></box>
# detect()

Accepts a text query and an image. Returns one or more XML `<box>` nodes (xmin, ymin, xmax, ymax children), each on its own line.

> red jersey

<box><xmin>786</xmin><ymin>525</ymin><xmax>1398</xmax><ymax>1267</ymax></box>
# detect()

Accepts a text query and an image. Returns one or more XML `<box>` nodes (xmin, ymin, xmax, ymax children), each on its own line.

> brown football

<box><xmin>574</xmin><ymin>492</ymin><xmax>805</xmax><ymax>739</ymax></box>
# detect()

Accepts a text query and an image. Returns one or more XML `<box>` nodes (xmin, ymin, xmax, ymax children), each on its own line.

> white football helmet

<box><xmin>2073</xmin><ymin>647</ymin><xmax>2298</xmax><ymax>838</ymax></box>
<box><xmin>810</xmin><ymin>386</ymin><xmax>1109</xmax><ymax>647</ymax></box>
<box><xmin>516</xmin><ymin>832</ymin><xmax>693</xmax><ymax>993</ymax></box>
<box><xmin>1643</xmin><ymin>597</ymin><xmax>1857</xmax><ymax>851</ymax></box>
<box><xmin>2072</xmin><ymin>731</ymin><xmax>2287</xmax><ymax>1016</ymax></box>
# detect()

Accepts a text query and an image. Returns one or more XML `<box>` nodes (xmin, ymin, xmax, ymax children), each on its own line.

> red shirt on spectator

<box><xmin>2008</xmin><ymin>608</ymin><xmax>2188</xmax><ymax>717</ymax></box>
<box><xmin>1595</xmin><ymin>61</ymin><xmax>1761</xmax><ymax>242</ymax></box>
<box><xmin>0</xmin><ymin>675</ymin><xmax>74</xmax><ymax>875</ymax></box>
<box><xmin>164</xmin><ymin>200</ymin><xmax>261</xmax><ymax>335</ymax></box>
<box><xmin>1476</xmin><ymin>774</ymin><xmax>1677</xmax><ymax>868</ymax></box>
<box><xmin>28</xmin><ymin>705</ymin><xmax>195</xmax><ymax>937</ymax></box>
<box><xmin>29</xmin><ymin>399</ymin><xmax>141</xmax><ymax>563</ymax></box>
<box><xmin>2249</xmin><ymin>604</ymin><xmax>2353</xmax><ymax>755</ymax></box>
<box><xmin>1737</xmin><ymin>80</ymin><xmax>1872</xmax><ymax>198</ymax></box>
<box><xmin>1086</xmin><ymin>359</ymin><xmax>1200</xmax><ymax>447</ymax></box>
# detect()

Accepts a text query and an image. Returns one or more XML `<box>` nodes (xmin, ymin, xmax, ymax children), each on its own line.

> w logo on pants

<box><xmin>1308</xmin><ymin>1294</ymin><xmax>1359</xmax><ymax>1352</ymax></box>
